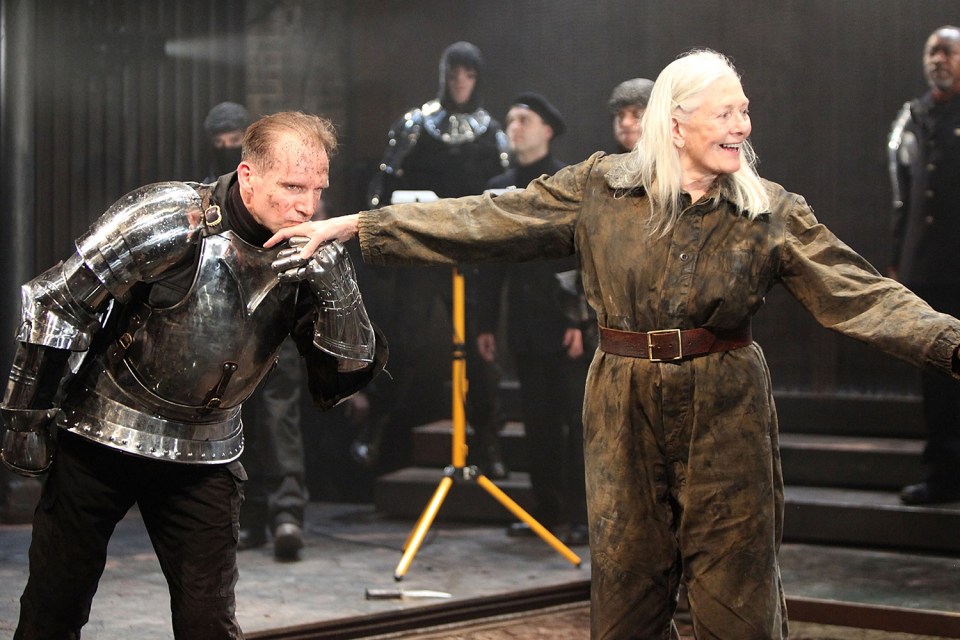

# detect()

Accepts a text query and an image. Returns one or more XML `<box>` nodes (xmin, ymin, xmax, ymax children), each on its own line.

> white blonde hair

<box><xmin>610</xmin><ymin>49</ymin><xmax>770</xmax><ymax>236</ymax></box>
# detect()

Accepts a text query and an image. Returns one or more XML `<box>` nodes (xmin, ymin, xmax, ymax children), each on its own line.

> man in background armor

<box><xmin>0</xmin><ymin>111</ymin><xmax>385</xmax><ymax>639</ymax></box>
<box><xmin>357</xmin><ymin>41</ymin><xmax>510</xmax><ymax>477</ymax></box>
<box><xmin>888</xmin><ymin>25</ymin><xmax>960</xmax><ymax>506</ymax></box>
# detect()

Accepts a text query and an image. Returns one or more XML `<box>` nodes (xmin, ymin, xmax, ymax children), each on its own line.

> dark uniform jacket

<box><xmin>890</xmin><ymin>92</ymin><xmax>960</xmax><ymax>288</ymax></box>
<box><xmin>477</xmin><ymin>154</ymin><xmax>576</xmax><ymax>355</ymax></box>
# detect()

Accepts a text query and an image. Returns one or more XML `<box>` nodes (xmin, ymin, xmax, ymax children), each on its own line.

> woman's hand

<box><xmin>265</xmin><ymin>214</ymin><xmax>360</xmax><ymax>258</ymax></box>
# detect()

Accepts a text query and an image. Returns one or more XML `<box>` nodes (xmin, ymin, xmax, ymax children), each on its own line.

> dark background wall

<box><xmin>2</xmin><ymin>0</ymin><xmax>958</xmax><ymax>477</ymax></box>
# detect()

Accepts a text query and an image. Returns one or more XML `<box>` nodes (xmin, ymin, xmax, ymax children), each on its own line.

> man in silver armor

<box><xmin>0</xmin><ymin>111</ymin><xmax>385</xmax><ymax>639</ymax></box>
<box><xmin>359</xmin><ymin>41</ymin><xmax>510</xmax><ymax>477</ymax></box>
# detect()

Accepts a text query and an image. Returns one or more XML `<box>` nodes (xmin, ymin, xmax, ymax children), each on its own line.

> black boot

<box><xmin>481</xmin><ymin>440</ymin><xmax>508</xmax><ymax>479</ymax></box>
<box><xmin>472</xmin><ymin>426</ymin><xmax>508</xmax><ymax>479</ymax></box>
<box><xmin>900</xmin><ymin>480</ymin><xmax>960</xmax><ymax>505</ymax></box>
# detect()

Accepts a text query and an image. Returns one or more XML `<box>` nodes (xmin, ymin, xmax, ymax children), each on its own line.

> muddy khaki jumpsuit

<box><xmin>358</xmin><ymin>152</ymin><xmax>960</xmax><ymax>639</ymax></box>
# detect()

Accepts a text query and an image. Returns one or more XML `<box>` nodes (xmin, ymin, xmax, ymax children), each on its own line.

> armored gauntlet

<box><xmin>1</xmin><ymin>407</ymin><xmax>57</xmax><ymax>476</ymax></box>
<box><xmin>273</xmin><ymin>239</ymin><xmax>375</xmax><ymax>372</ymax></box>
<box><xmin>0</xmin><ymin>345</ymin><xmax>68</xmax><ymax>477</ymax></box>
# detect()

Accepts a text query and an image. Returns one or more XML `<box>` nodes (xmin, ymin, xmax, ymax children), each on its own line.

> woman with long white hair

<box><xmin>270</xmin><ymin>49</ymin><xmax>960</xmax><ymax>638</ymax></box>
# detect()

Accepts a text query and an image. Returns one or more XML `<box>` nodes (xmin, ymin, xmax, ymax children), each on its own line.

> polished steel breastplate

<box><xmin>58</xmin><ymin>231</ymin><xmax>297</xmax><ymax>463</ymax></box>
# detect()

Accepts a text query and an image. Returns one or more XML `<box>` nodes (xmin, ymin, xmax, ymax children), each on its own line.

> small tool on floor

<box><xmin>365</xmin><ymin>587</ymin><xmax>452</xmax><ymax>600</ymax></box>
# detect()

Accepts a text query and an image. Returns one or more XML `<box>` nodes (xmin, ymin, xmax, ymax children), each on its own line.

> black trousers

<box><xmin>15</xmin><ymin>431</ymin><xmax>245</xmax><ymax>640</ymax></box>
<box><xmin>240</xmin><ymin>338</ymin><xmax>307</xmax><ymax>532</ymax></box>
<box><xmin>514</xmin><ymin>350</ymin><xmax>588</xmax><ymax>527</ymax></box>
<box><xmin>375</xmin><ymin>266</ymin><xmax>503</xmax><ymax>470</ymax></box>
<box><xmin>912</xmin><ymin>286</ymin><xmax>960</xmax><ymax>486</ymax></box>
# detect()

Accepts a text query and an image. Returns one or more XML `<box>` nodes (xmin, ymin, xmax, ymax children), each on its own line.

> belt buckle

<box><xmin>647</xmin><ymin>329</ymin><xmax>682</xmax><ymax>362</ymax></box>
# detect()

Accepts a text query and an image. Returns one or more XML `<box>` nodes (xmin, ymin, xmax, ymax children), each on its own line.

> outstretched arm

<box><xmin>265</xmin><ymin>214</ymin><xmax>360</xmax><ymax>258</ymax></box>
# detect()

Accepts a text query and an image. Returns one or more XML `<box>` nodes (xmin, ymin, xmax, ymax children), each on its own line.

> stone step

<box><xmin>778</xmin><ymin>433</ymin><xmax>924</xmax><ymax>491</ymax></box>
<box><xmin>772</xmin><ymin>391</ymin><xmax>923</xmax><ymax>439</ymax></box>
<box><xmin>783</xmin><ymin>485</ymin><xmax>960</xmax><ymax>554</ymax></box>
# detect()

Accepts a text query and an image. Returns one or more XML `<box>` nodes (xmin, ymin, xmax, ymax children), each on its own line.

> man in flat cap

<box><xmin>477</xmin><ymin>92</ymin><xmax>590</xmax><ymax>545</ymax></box>
<box><xmin>608</xmin><ymin>78</ymin><xmax>654</xmax><ymax>153</ymax></box>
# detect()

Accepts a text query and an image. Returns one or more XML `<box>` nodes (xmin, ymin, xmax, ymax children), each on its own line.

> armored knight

<box><xmin>1</xmin><ymin>176</ymin><xmax>380</xmax><ymax>477</ymax></box>
<box><xmin>1</xmin><ymin>113</ymin><xmax>385</xmax><ymax>639</ymax></box>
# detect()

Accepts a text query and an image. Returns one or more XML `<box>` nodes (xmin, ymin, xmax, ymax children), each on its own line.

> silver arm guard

<box><xmin>76</xmin><ymin>181</ymin><xmax>205</xmax><ymax>302</ymax></box>
<box><xmin>887</xmin><ymin>102</ymin><xmax>914</xmax><ymax>210</ymax></box>
<box><xmin>273</xmin><ymin>240</ymin><xmax>376</xmax><ymax>373</ymax></box>
<box><xmin>16</xmin><ymin>181</ymin><xmax>204</xmax><ymax>351</ymax></box>
<box><xmin>1</xmin><ymin>407</ymin><xmax>57</xmax><ymax>476</ymax></box>
<box><xmin>2</xmin><ymin>181</ymin><xmax>205</xmax><ymax>475</ymax></box>
<box><xmin>0</xmin><ymin>345</ymin><xmax>64</xmax><ymax>476</ymax></box>
<box><xmin>17</xmin><ymin>254</ymin><xmax>110</xmax><ymax>351</ymax></box>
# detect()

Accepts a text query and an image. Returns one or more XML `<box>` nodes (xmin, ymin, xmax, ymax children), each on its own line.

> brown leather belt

<box><xmin>598</xmin><ymin>324</ymin><xmax>752</xmax><ymax>361</ymax></box>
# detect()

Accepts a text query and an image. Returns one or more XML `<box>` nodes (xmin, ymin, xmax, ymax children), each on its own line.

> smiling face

<box><xmin>674</xmin><ymin>75</ymin><xmax>751</xmax><ymax>187</ymax></box>
<box><xmin>237</xmin><ymin>130</ymin><xmax>329</xmax><ymax>234</ymax></box>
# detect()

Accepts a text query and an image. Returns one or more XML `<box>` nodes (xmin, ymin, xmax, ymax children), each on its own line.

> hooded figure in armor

<box><xmin>367</xmin><ymin>40</ymin><xmax>508</xmax><ymax>207</ymax></box>
<box><xmin>357</xmin><ymin>42</ymin><xmax>509</xmax><ymax>477</ymax></box>
<box><xmin>0</xmin><ymin>111</ymin><xmax>385</xmax><ymax>639</ymax></box>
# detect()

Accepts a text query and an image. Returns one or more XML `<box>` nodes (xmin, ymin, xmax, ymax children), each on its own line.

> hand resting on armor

<box><xmin>265</xmin><ymin>214</ymin><xmax>360</xmax><ymax>259</ymax></box>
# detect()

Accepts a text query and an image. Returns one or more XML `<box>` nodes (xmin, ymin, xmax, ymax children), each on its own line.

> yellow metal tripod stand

<box><xmin>392</xmin><ymin>267</ymin><xmax>582</xmax><ymax>581</ymax></box>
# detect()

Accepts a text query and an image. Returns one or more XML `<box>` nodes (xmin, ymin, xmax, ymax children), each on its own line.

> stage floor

<box><xmin>1</xmin><ymin>502</ymin><xmax>958</xmax><ymax>638</ymax></box>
